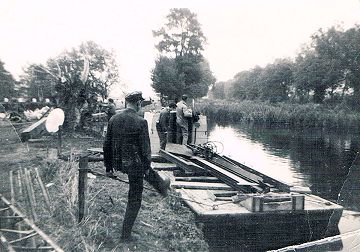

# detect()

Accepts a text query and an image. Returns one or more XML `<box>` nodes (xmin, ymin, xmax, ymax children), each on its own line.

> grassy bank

<box><xmin>197</xmin><ymin>99</ymin><xmax>360</xmax><ymax>130</ymax></box>
<box><xmin>6</xmin><ymin>133</ymin><xmax>208</xmax><ymax>252</ymax></box>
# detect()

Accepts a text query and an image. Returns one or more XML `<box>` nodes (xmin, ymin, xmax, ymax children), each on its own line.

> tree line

<box><xmin>211</xmin><ymin>25</ymin><xmax>360</xmax><ymax>107</ymax></box>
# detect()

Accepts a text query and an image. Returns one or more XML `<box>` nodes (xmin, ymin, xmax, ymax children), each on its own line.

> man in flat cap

<box><xmin>103</xmin><ymin>91</ymin><xmax>151</xmax><ymax>242</ymax></box>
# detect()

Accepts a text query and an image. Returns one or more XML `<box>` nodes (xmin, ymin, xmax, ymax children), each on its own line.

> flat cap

<box><xmin>125</xmin><ymin>91</ymin><xmax>145</xmax><ymax>102</ymax></box>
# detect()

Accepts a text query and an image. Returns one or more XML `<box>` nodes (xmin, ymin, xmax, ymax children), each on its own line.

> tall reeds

<box><xmin>197</xmin><ymin>99</ymin><xmax>360</xmax><ymax>130</ymax></box>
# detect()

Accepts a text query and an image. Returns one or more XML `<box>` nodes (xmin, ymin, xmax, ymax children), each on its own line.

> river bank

<box><xmin>0</xmin><ymin>119</ymin><xmax>209</xmax><ymax>252</ymax></box>
<box><xmin>196</xmin><ymin>99</ymin><xmax>360</xmax><ymax>130</ymax></box>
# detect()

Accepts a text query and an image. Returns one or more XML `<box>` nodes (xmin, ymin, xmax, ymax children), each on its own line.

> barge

<box><xmin>150</xmin><ymin>142</ymin><xmax>344</xmax><ymax>250</ymax></box>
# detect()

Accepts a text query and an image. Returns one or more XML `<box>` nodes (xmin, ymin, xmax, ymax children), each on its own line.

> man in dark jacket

<box><xmin>103</xmin><ymin>91</ymin><xmax>151</xmax><ymax>242</ymax></box>
<box><xmin>156</xmin><ymin>102</ymin><xmax>176</xmax><ymax>150</ymax></box>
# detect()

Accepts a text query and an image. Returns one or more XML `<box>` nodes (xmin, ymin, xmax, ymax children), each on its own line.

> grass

<box><xmin>196</xmin><ymin>99</ymin><xmax>360</xmax><ymax>130</ymax></box>
<box><xmin>8</xmin><ymin>133</ymin><xmax>208</xmax><ymax>252</ymax></box>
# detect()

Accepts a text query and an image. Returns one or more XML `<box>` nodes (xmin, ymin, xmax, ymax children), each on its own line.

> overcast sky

<box><xmin>1</xmin><ymin>0</ymin><xmax>360</xmax><ymax>98</ymax></box>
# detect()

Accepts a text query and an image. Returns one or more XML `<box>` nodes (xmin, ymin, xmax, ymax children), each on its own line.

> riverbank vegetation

<box><xmin>197</xmin><ymin>99</ymin><xmax>360</xmax><ymax>130</ymax></box>
<box><xmin>211</xmin><ymin>25</ymin><xmax>360</xmax><ymax>105</ymax></box>
<box><xmin>206</xmin><ymin>24</ymin><xmax>360</xmax><ymax>128</ymax></box>
<box><xmin>9</xmin><ymin>135</ymin><xmax>208</xmax><ymax>252</ymax></box>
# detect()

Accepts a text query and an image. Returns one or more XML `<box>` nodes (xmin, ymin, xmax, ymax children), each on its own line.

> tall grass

<box><xmin>29</xmin><ymin>157</ymin><xmax>209</xmax><ymax>252</ymax></box>
<box><xmin>197</xmin><ymin>99</ymin><xmax>360</xmax><ymax>130</ymax></box>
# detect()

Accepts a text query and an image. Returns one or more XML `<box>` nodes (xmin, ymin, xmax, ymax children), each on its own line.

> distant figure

<box><xmin>176</xmin><ymin>94</ymin><xmax>192</xmax><ymax>145</ymax></box>
<box><xmin>107</xmin><ymin>98</ymin><xmax>116</xmax><ymax>121</ymax></box>
<box><xmin>156</xmin><ymin>102</ymin><xmax>177</xmax><ymax>150</ymax></box>
<box><xmin>103</xmin><ymin>91</ymin><xmax>151</xmax><ymax>242</ymax></box>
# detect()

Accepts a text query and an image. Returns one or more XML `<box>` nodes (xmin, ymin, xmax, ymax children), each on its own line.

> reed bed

<box><xmin>197</xmin><ymin>99</ymin><xmax>360</xmax><ymax>130</ymax></box>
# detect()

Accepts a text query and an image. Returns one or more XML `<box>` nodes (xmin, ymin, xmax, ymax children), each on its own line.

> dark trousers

<box><xmin>156</xmin><ymin>123</ymin><xmax>167</xmax><ymax>150</ymax></box>
<box><xmin>176</xmin><ymin>124</ymin><xmax>188</xmax><ymax>145</ymax></box>
<box><xmin>121</xmin><ymin>174</ymin><xmax>144</xmax><ymax>239</ymax></box>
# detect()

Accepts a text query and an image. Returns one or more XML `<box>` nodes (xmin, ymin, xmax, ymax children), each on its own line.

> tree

<box><xmin>48</xmin><ymin>41</ymin><xmax>119</xmax><ymax>130</ymax></box>
<box><xmin>0</xmin><ymin>59</ymin><xmax>16</xmax><ymax>100</ymax></box>
<box><xmin>151</xmin><ymin>56</ymin><xmax>182</xmax><ymax>101</ymax></box>
<box><xmin>152</xmin><ymin>8</ymin><xmax>215</xmax><ymax>99</ymax></box>
<box><xmin>20</xmin><ymin>41</ymin><xmax>120</xmax><ymax>130</ymax></box>
<box><xmin>339</xmin><ymin>25</ymin><xmax>360</xmax><ymax>98</ymax></box>
<box><xmin>153</xmin><ymin>8</ymin><xmax>206</xmax><ymax>59</ymax></box>
<box><xmin>231</xmin><ymin>66</ymin><xmax>264</xmax><ymax>100</ymax></box>
<box><xmin>212</xmin><ymin>81</ymin><xmax>226</xmax><ymax>99</ymax></box>
<box><xmin>311</xmin><ymin>27</ymin><xmax>346</xmax><ymax>99</ymax></box>
<box><xmin>20</xmin><ymin>63</ymin><xmax>56</xmax><ymax>99</ymax></box>
<box><xmin>260</xmin><ymin>59</ymin><xmax>293</xmax><ymax>102</ymax></box>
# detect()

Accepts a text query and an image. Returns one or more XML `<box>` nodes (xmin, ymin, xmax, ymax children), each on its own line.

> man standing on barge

<box><xmin>176</xmin><ymin>94</ymin><xmax>192</xmax><ymax>145</ymax></box>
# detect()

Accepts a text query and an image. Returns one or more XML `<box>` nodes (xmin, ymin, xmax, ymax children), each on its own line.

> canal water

<box><xmin>205</xmin><ymin>121</ymin><xmax>360</xmax><ymax>251</ymax></box>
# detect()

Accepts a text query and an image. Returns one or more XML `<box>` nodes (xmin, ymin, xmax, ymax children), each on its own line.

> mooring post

<box><xmin>78</xmin><ymin>156</ymin><xmax>89</xmax><ymax>223</ymax></box>
<box><xmin>57</xmin><ymin>126</ymin><xmax>62</xmax><ymax>157</ymax></box>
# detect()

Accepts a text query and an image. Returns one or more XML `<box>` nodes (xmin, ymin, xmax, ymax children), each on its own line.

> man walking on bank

<box><xmin>103</xmin><ymin>91</ymin><xmax>151</xmax><ymax>242</ymax></box>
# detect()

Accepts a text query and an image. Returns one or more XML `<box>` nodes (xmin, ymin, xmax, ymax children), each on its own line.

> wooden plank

<box><xmin>171</xmin><ymin>181</ymin><xmax>232</xmax><ymax>190</ymax></box>
<box><xmin>24</xmin><ymin>169</ymin><xmax>37</xmax><ymax>222</ymax></box>
<box><xmin>151</xmin><ymin>162</ymin><xmax>178</xmax><ymax>171</ymax></box>
<box><xmin>219</xmin><ymin>155</ymin><xmax>291</xmax><ymax>192</ymax></box>
<box><xmin>20</xmin><ymin>117</ymin><xmax>47</xmax><ymax>142</ymax></box>
<box><xmin>34</xmin><ymin>168</ymin><xmax>51</xmax><ymax>211</ymax></box>
<box><xmin>0</xmin><ymin>229</ymin><xmax>34</xmax><ymax>235</ymax></box>
<box><xmin>11</xmin><ymin>246</ymin><xmax>54</xmax><ymax>251</ymax></box>
<box><xmin>165</xmin><ymin>143</ymin><xmax>194</xmax><ymax>157</ymax></box>
<box><xmin>9</xmin><ymin>231</ymin><xmax>38</xmax><ymax>244</ymax></box>
<box><xmin>175</xmin><ymin>176</ymin><xmax>220</xmax><ymax>183</ymax></box>
<box><xmin>190</xmin><ymin>156</ymin><xmax>258</xmax><ymax>187</ymax></box>
<box><xmin>159</xmin><ymin>149</ymin><xmax>205</xmax><ymax>174</ymax></box>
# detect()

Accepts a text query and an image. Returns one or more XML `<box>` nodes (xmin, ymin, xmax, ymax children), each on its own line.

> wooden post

<box><xmin>9</xmin><ymin>171</ymin><xmax>14</xmax><ymax>205</ymax></box>
<box><xmin>34</xmin><ymin>167</ymin><xmax>51</xmax><ymax>211</ymax></box>
<box><xmin>17</xmin><ymin>171</ymin><xmax>22</xmax><ymax>196</ymax></box>
<box><xmin>24</xmin><ymin>169</ymin><xmax>37</xmax><ymax>222</ymax></box>
<box><xmin>78</xmin><ymin>156</ymin><xmax>89</xmax><ymax>222</ymax></box>
<box><xmin>57</xmin><ymin>126</ymin><xmax>62</xmax><ymax>157</ymax></box>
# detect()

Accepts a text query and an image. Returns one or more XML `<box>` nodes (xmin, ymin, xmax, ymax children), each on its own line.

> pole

<box><xmin>78</xmin><ymin>156</ymin><xmax>89</xmax><ymax>222</ymax></box>
<box><xmin>57</xmin><ymin>126</ymin><xmax>62</xmax><ymax>157</ymax></box>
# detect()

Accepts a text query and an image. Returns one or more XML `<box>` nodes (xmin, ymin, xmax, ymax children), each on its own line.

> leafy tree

<box><xmin>20</xmin><ymin>64</ymin><xmax>56</xmax><ymax>99</ymax></box>
<box><xmin>0</xmin><ymin>59</ymin><xmax>16</xmax><ymax>100</ymax></box>
<box><xmin>260</xmin><ymin>59</ymin><xmax>293</xmax><ymax>102</ymax></box>
<box><xmin>311</xmin><ymin>27</ymin><xmax>346</xmax><ymax>99</ymax></box>
<box><xmin>153</xmin><ymin>8</ymin><xmax>206</xmax><ymax>59</ymax></box>
<box><xmin>211</xmin><ymin>81</ymin><xmax>226</xmax><ymax>99</ymax></box>
<box><xmin>152</xmin><ymin>8</ymin><xmax>215</xmax><ymax>99</ymax></box>
<box><xmin>20</xmin><ymin>41</ymin><xmax>120</xmax><ymax>130</ymax></box>
<box><xmin>294</xmin><ymin>48</ymin><xmax>343</xmax><ymax>103</ymax></box>
<box><xmin>49</xmin><ymin>41</ymin><xmax>119</xmax><ymax>130</ymax></box>
<box><xmin>340</xmin><ymin>25</ymin><xmax>360</xmax><ymax>98</ymax></box>
<box><xmin>151</xmin><ymin>56</ymin><xmax>181</xmax><ymax>101</ymax></box>
<box><xmin>231</xmin><ymin>66</ymin><xmax>264</xmax><ymax>100</ymax></box>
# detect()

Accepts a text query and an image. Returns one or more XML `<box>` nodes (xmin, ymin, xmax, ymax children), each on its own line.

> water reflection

<box><xmin>207</xmin><ymin>121</ymin><xmax>360</xmax><ymax>210</ymax></box>
<box><xmin>205</xmin><ymin>121</ymin><xmax>360</xmax><ymax>251</ymax></box>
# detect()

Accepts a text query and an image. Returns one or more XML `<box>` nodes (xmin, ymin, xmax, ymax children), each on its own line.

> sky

<box><xmin>1</xmin><ymin>0</ymin><xmax>360</xmax><ymax>98</ymax></box>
